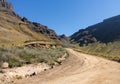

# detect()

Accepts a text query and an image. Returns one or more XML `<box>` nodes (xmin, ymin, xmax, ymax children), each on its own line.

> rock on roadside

<box><xmin>0</xmin><ymin>63</ymin><xmax>50</xmax><ymax>84</ymax></box>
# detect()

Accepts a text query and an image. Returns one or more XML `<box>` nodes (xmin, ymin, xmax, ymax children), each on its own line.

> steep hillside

<box><xmin>0</xmin><ymin>0</ymin><xmax>60</xmax><ymax>47</ymax></box>
<box><xmin>0</xmin><ymin>1</ymin><xmax>66</xmax><ymax>79</ymax></box>
<box><xmin>71</xmin><ymin>15</ymin><xmax>120</xmax><ymax>46</ymax></box>
<box><xmin>71</xmin><ymin>15</ymin><xmax>120</xmax><ymax>62</ymax></box>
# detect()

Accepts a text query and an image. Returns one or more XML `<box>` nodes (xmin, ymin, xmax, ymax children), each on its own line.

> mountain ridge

<box><xmin>71</xmin><ymin>15</ymin><xmax>120</xmax><ymax>46</ymax></box>
<box><xmin>0</xmin><ymin>0</ymin><xmax>62</xmax><ymax>47</ymax></box>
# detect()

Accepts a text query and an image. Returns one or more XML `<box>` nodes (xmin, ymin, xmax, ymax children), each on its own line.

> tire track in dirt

<box><xmin>14</xmin><ymin>48</ymin><xmax>120</xmax><ymax>84</ymax></box>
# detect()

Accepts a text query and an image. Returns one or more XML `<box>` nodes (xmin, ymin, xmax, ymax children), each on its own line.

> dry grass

<box><xmin>75</xmin><ymin>41</ymin><xmax>120</xmax><ymax>62</ymax></box>
<box><xmin>0</xmin><ymin>12</ymin><xmax>54</xmax><ymax>47</ymax></box>
<box><xmin>0</xmin><ymin>46</ymin><xmax>65</xmax><ymax>68</ymax></box>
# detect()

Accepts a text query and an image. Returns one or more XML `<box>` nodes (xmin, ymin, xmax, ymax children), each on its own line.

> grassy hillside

<box><xmin>0</xmin><ymin>1</ymin><xmax>67</xmax><ymax>70</ymax></box>
<box><xmin>0</xmin><ymin>11</ymin><xmax>54</xmax><ymax>47</ymax></box>
<box><xmin>75</xmin><ymin>41</ymin><xmax>120</xmax><ymax>62</ymax></box>
<box><xmin>70</xmin><ymin>15</ymin><xmax>120</xmax><ymax>62</ymax></box>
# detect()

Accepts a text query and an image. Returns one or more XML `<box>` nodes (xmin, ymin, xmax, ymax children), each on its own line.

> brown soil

<box><xmin>14</xmin><ymin>48</ymin><xmax>120</xmax><ymax>84</ymax></box>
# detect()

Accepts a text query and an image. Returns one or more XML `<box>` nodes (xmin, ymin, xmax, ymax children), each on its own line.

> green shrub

<box><xmin>8</xmin><ymin>58</ymin><xmax>23</xmax><ymax>68</ymax></box>
<box><xmin>0</xmin><ymin>46</ymin><xmax>65</xmax><ymax>68</ymax></box>
<box><xmin>0</xmin><ymin>69</ymin><xmax>3</xmax><ymax>73</ymax></box>
<box><xmin>16</xmin><ymin>75</ymin><xmax>23</xmax><ymax>79</ymax></box>
<box><xmin>77</xmin><ymin>41</ymin><xmax>120</xmax><ymax>62</ymax></box>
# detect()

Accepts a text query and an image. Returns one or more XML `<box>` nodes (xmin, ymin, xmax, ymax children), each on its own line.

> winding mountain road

<box><xmin>14</xmin><ymin>49</ymin><xmax>120</xmax><ymax>84</ymax></box>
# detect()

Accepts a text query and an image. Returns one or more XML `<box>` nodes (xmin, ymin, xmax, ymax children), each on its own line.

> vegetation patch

<box><xmin>75</xmin><ymin>41</ymin><xmax>120</xmax><ymax>62</ymax></box>
<box><xmin>15</xmin><ymin>75</ymin><xmax>23</xmax><ymax>80</ymax></box>
<box><xmin>0</xmin><ymin>46</ymin><xmax>66</xmax><ymax>68</ymax></box>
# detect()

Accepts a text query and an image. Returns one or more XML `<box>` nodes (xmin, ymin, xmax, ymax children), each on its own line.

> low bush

<box><xmin>0</xmin><ymin>47</ymin><xmax>65</xmax><ymax>68</ymax></box>
<box><xmin>15</xmin><ymin>75</ymin><xmax>23</xmax><ymax>79</ymax></box>
<box><xmin>76</xmin><ymin>41</ymin><xmax>120</xmax><ymax>62</ymax></box>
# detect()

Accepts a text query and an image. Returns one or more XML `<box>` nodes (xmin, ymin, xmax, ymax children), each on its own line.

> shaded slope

<box><xmin>71</xmin><ymin>15</ymin><xmax>120</xmax><ymax>45</ymax></box>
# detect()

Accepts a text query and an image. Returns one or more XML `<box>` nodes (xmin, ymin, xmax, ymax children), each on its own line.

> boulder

<box><xmin>1</xmin><ymin>62</ymin><xmax>9</xmax><ymax>69</ymax></box>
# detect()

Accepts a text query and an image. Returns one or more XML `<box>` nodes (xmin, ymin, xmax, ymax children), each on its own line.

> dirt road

<box><xmin>14</xmin><ymin>49</ymin><xmax>120</xmax><ymax>84</ymax></box>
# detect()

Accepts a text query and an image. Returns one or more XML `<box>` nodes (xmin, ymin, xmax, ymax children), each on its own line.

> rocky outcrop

<box><xmin>0</xmin><ymin>0</ymin><xmax>62</xmax><ymax>46</ymax></box>
<box><xmin>20</xmin><ymin>17</ymin><xmax>59</xmax><ymax>40</ymax></box>
<box><xmin>0</xmin><ymin>0</ymin><xmax>13</xmax><ymax>10</ymax></box>
<box><xmin>71</xmin><ymin>15</ymin><xmax>120</xmax><ymax>46</ymax></box>
<box><xmin>0</xmin><ymin>0</ymin><xmax>20</xmax><ymax>18</ymax></box>
<box><xmin>32</xmin><ymin>22</ymin><xmax>58</xmax><ymax>39</ymax></box>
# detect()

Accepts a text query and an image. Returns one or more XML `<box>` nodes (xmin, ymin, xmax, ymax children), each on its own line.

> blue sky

<box><xmin>7</xmin><ymin>0</ymin><xmax>120</xmax><ymax>36</ymax></box>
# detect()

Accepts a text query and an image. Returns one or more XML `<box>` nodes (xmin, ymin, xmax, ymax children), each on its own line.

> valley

<box><xmin>0</xmin><ymin>0</ymin><xmax>120</xmax><ymax>84</ymax></box>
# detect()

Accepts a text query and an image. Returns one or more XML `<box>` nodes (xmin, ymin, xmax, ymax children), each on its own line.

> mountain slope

<box><xmin>71</xmin><ymin>15</ymin><xmax>120</xmax><ymax>46</ymax></box>
<box><xmin>0</xmin><ymin>0</ymin><xmax>60</xmax><ymax>47</ymax></box>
